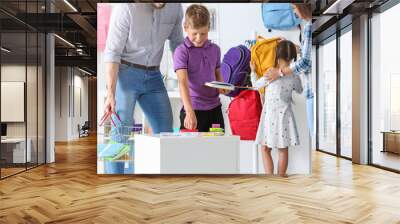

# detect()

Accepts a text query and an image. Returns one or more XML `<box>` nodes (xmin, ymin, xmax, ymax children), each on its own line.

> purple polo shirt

<box><xmin>173</xmin><ymin>37</ymin><xmax>221</xmax><ymax>110</ymax></box>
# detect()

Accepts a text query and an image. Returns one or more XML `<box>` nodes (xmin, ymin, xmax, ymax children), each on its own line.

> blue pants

<box><xmin>112</xmin><ymin>64</ymin><xmax>173</xmax><ymax>138</ymax></box>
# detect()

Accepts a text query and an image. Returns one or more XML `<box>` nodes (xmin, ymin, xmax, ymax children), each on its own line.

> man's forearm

<box><xmin>106</xmin><ymin>62</ymin><xmax>119</xmax><ymax>98</ymax></box>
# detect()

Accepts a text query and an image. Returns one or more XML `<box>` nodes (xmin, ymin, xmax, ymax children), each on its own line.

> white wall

<box><xmin>72</xmin><ymin>73</ymin><xmax>89</xmax><ymax>138</ymax></box>
<box><xmin>1</xmin><ymin>65</ymin><xmax>36</xmax><ymax>137</ymax></box>
<box><xmin>55</xmin><ymin>67</ymin><xmax>68</xmax><ymax>141</ymax></box>
<box><xmin>1</xmin><ymin>64</ymin><xmax>46</xmax><ymax>163</ymax></box>
<box><xmin>217</xmin><ymin>3</ymin><xmax>301</xmax><ymax>55</ymax></box>
<box><xmin>46</xmin><ymin>32</ymin><xmax>55</xmax><ymax>163</ymax></box>
<box><xmin>55</xmin><ymin>67</ymin><xmax>89</xmax><ymax>141</ymax></box>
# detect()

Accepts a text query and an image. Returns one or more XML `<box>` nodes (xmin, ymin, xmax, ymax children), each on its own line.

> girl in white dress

<box><xmin>250</xmin><ymin>40</ymin><xmax>303</xmax><ymax>177</ymax></box>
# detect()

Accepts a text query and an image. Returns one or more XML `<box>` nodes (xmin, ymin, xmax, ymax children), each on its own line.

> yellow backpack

<box><xmin>250</xmin><ymin>36</ymin><xmax>280</xmax><ymax>94</ymax></box>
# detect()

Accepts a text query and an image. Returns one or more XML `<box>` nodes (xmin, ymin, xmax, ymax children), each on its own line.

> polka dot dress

<box><xmin>255</xmin><ymin>75</ymin><xmax>303</xmax><ymax>149</ymax></box>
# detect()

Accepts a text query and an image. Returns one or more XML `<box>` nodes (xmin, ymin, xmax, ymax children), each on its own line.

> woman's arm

<box><xmin>292</xmin><ymin>75</ymin><xmax>303</xmax><ymax>94</ymax></box>
<box><xmin>289</xmin><ymin>21</ymin><xmax>312</xmax><ymax>75</ymax></box>
<box><xmin>266</xmin><ymin>21</ymin><xmax>312</xmax><ymax>82</ymax></box>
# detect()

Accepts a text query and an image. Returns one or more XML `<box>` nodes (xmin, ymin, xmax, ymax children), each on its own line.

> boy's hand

<box><xmin>218</xmin><ymin>88</ymin><xmax>230</xmax><ymax>95</ymax></box>
<box><xmin>184</xmin><ymin>110</ymin><xmax>197</xmax><ymax>130</ymax></box>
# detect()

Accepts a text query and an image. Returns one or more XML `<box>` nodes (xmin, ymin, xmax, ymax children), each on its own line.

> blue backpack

<box><xmin>262</xmin><ymin>3</ymin><xmax>302</xmax><ymax>30</ymax></box>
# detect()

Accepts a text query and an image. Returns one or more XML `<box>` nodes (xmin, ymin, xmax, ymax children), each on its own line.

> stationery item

<box><xmin>98</xmin><ymin>140</ymin><xmax>131</xmax><ymax>161</ymax></box>
<box><xmin>201</xmin><ymin>132</ymin><xmax>224</xmax><ymax>137</ymax></box>
<box><xmin>180</xmin><ymin>128</ymin><xmax>199</xmax><ymax>133</ymax></box>
<box><xmin>209</xmin><ymin>128</ymin><xmax>223</xmax><ymax>132</ymax></box>
<box><xmin>205</xmin><ymin>81</ymin><xmax>255</xmax><ymax>91</ymax></box>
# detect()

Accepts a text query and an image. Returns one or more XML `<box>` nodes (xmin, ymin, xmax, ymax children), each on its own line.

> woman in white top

<box><xmin>251</xmin><ymin>40</ymin><xmax>303</xmax><ymax>177</ymax></box>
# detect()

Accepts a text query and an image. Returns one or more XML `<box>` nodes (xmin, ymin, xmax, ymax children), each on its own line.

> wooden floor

<box><xmin>1</xmin><ymin>135</ymin><xmax>400</xmax><ymax>224</ymax></box>
<box><xmin>372</xmin><ymin>150</ymin><xmax>400</xmax><ymax>171</ymax></box>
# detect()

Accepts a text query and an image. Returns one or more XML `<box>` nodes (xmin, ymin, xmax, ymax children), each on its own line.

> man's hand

<box><xmin>265</xmin><ymin>67</ymin><xmax>281</xmax><ymax>83</ymax></box>
<box><xmin>104</xmin><ymin>95</ymin><xmax>116</xmax><ymax>115</ymax></box>
<box><xmin>184</xmin><ymin>110</ymin><xmax>197</xmax><ymax>130</ymax></box>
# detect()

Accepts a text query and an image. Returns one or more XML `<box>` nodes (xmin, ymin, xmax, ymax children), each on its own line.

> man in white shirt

<box><xmin>103</xmin><ymin>3</ymin><xmax>184</xmax><ymax>135</ymax></box>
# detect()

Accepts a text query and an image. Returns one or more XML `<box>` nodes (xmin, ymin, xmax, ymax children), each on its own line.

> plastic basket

<box><xmin>97</xmin><ymin>123</ymin><xmax>142</xmax><ymax>174</ymax></box>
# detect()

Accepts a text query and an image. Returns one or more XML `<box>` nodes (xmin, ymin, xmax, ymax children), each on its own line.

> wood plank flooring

<box><xmin>0</xmin><ymin>135</ymin><xmax>400</xmax><ymax>223</ymax></box>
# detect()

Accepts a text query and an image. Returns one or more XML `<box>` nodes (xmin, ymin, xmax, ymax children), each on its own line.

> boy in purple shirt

<box><xmin>173</xmin><ymin>4</ymin><xmax>228</xmax><ymax>132</ymax></box>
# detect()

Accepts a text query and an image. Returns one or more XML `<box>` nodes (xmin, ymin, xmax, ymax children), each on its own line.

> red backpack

<box><xmin>228</xmin><ymin>90</ymin><xmax>262</xmax><ymax>140</ymax></box>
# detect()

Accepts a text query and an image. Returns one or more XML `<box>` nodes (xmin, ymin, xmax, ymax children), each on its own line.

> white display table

<box><xmin>134</xmin><ymin>134</ymin><xmax>240</xmax><ymax>174</ymax></box>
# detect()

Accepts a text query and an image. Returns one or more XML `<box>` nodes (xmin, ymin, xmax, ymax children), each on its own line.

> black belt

<box><xmin>121</xmin><ymin>60</ymin><xmax>159</xmax><ymax>71</ymax></box>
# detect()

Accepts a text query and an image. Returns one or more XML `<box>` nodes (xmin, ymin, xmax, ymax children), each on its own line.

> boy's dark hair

<box><xmin>275</xmin><ymin>40</ymin><xmax>297</xmax><ymax>66</ymax></box>
<box><xmin>185</xmin><ymin>4</ymin><xmax>210</xmax><ymax>29</ymax></box>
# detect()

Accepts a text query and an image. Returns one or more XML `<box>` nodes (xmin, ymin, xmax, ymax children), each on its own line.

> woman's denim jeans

<box><xmin>111</xmin><ymin>64</ymin><xmax>173</xmax><ymax>141</ymax></box>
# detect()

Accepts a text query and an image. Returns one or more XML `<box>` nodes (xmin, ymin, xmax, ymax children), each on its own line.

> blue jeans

<box><xmin>112</xmin><ymin>64</ymin><xmax>173</xmax><ymax>138</ymax></box>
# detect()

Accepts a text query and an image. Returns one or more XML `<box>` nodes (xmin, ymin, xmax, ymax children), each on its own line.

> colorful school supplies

<box><xmin>180</xmin><ymin>128</ymin><xmax>199</xmax><ymax>133</ymax></box>
<box><xmin>97</xmin><ymin>140</ymin><xmax>131</xmax><ymax>161</ymax></box>
<box><xmin>209</xmin><ymin>124</ymin><xmax>224</xmax><ymax>136</ymax></box>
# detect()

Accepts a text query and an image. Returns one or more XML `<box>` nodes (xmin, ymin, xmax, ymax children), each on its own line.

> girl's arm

<box><xmin>251</xmin><ymin>72</ymin><xmax>269</xmax><ymax>90</ymax></box>
<box><xmin>250</xmin><ymin>63</ymin><xmax>268</xmax><ymax>89</ymax></box>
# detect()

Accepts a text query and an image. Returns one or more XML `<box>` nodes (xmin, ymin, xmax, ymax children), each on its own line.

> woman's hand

<box><xmin>292</xmin><ymin>4</ymin><xmax>312</xmax><ymax>22</ymax></box>
<box><xmin>295</xmin><ymin>44</ymin><xmax>301</xmax><ymax>54</ymax></box>
<box><xmin>265</xmin><ymin>67</ymin><xmax>281</xmax><ymax>83</ymax></box>
<box><xmin>184</xmin><ymin>110</ymin><xmax>197</xmax><ymax>130</ymax></box>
